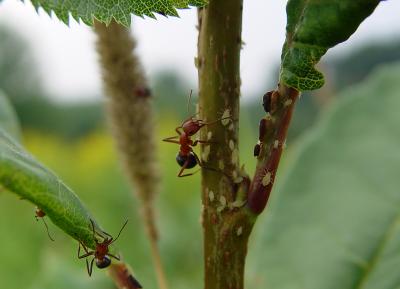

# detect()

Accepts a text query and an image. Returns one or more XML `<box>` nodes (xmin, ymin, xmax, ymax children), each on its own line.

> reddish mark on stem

<box><xmin>248</xmin><ymin>87</ymin><xmax>299</xmax><ymax>214</ymax></box>
<box><xmin>108</xmin><ymin>262</ymin><xmax>143</xmax><ymax>289</ymax></box>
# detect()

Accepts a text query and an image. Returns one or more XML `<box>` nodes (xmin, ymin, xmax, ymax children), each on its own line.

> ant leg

<box><xmin>108</xmin><ymin>253</ymin><xmax>121</xmax><ymax>261</ymax></box>
<box><xmin>86</xmin><ymin>257</ymin><xmax>95</xmax><ymax>277</ymax></box>
<box><xmin>192</xmin><ymin>152</ymin><xmax>231</xmax><ymax>178</ymax></box>
<box><xmin>89</xmin><ymin>219</ymin><xmax>108</xmax><ymax>241</ymax></box>
<box><xmin>177</xmin><ymin>159</ymin><xmax>194</xmax><ymax>177</ymax></box>
<box><xmin>41</xmin><ymin>217</ymin><xmax>55</xmax><ymax>241</ymax></box>
<box><xmin>78</xmin><ymin>242</ymin><xmax>94</xmax><ymax>259</ymax></box>
<box><xmin>200</xmin><ymin>115</ymin><xmax>232</xmax><ymax>126</ymax></box>
<box><xmin>178</xmin><ymin>159</ymin><xmax>201</xmax><ymax>177</ymax></box>
<box><xmin>178</xmin><ymin>169</ymin><xmax>201</xmax><ymax>177</ymax></box>
<box><xmin>175</xmin><ymin>127</ymin><xmax>182</xmax><ymax>135</ymax></box>
<box><xmin>162</xmin><ymin>136</ymin><xmax>180</xmax><ymax>144</ymax></box>
<box><xmin>192</xmin><ymin>140</ymin><xmax>216</xmax><ymax>146</ymax></box>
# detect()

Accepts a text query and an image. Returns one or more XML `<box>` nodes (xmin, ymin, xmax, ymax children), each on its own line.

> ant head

<box><xmin>89</xmin><ymin>219</ymin><xmax>128</xmax><ymax>247</ymax></box>
<box><xmin>95</xmin><ymin>255</ymin><xmax>111</xmax><ymax>269</ymax></box>
<box><xmin>182</xmin><ymin>119</ymin><xmax>202</xmax><ymax>136</ymax></box>
<box><xmin>35</xmin><ymin>207</ymin><xmax>46</xmax><ymax>218</ymax></box>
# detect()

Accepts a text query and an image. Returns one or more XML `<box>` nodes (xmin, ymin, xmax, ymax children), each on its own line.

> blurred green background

<box><xmin>1</xmin><ymin>22</ymin><xmax>400</xmax><ymax>289</ymax></box>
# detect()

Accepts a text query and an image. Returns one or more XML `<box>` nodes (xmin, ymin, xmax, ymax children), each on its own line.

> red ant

<box><xmin>78</xmin><ymin>219</ymin><xmax>128</xmax><ymax>276</ymax></box>
<box><xmin>35</xmin><ymin>207</ymin><xmax>55</xmax><ymax>241</ymax></box>
<box><xmin>162</xmin><ymin>91</ymin><xmax>231</xmax><ymax>177</ymax></box>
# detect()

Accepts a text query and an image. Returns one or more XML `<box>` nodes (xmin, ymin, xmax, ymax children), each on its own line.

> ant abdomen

<box><xmin>176</xmin><ymin>152</ymin><xmax>197</xmax><ymax>169</ymax></box>
<box><xmin>96</xmin><ymin>255</ymin><xmax>111</xmax><ymax>269</ymax></box>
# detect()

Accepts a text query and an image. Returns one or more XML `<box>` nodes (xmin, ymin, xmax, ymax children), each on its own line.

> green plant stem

<box><xmin>94</xmin><ymin>21</ymin><xmax>168</xmax><ymax>289</ymax></box>
<box><xmin>198</xmin><ymin>2</ymin><xmax>254</xmax><ymax>289</ymax></box>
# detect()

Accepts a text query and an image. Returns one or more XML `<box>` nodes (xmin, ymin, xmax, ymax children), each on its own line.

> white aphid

<box><xmin>229</xmin><ymin>140</ymin><xmax>235</xmax><ymax>150</ymax></box>
<box><xmin>262</xmin><ymin>172</ymin><xmax>272</xmax><ymax>186</ymax></box>
<box><xmin>233</xmin><ymin>176</ymin><xmax>243</xmax><ymax>184</ymax></box>
<box><xmin>221</xmin><ymin>109</ymin><xmax>231</xmax><ymax>126</ymax></box>
<box><xmin>236</xmin><ymin>226</ymin><xmax>243</xmax><ymax>236</ymax></box>
<box><xmin>230</xmin><ymin>199</ymin><xmax>246</xmax><ymax>209</ymax></box>
<box><xmin>207</xmin><ymin>131</ymin><xmax>213</xmax><ymax>140</ymax></box>
<box><xmin>209</xmin><ymin>190</ymin><xmax>215</xmax><ymax>202</ymax></box>
<box><xmin>232</xmin><ymin>170</ymin><xmax>238</xmax><ymax>179</ymax></box>
<box><xmin>219</xmin><ymin>195</ymin><xmax>227</xmax><ymax>206</ymax></box>
<box><xmin>217</xmin><ymin>196</ymin><xmax>227</xmax><ymax>213</ymax></box>
<box><xmin>231</xmin><ymin>148</ymin><xmax>239</xmax><ymax>164</ymax></box>
<box><xmin>202</xmin><ymin>145</ymin><xmax>211</xmax><ymax>161</ymax></box>
<box><xmin>217</xmin><ymin>205</ymin><xmax>225</xmax><ymax>213</ymax></box>
<box><xmin>274</xmin><ymin>140</ymin><xmax>279</xmax><ymax>149</ymax></box>
<box><xmin>284</xmin><ymin>99</ymin><xmax>293</xmax><ymax>107</ymax></box>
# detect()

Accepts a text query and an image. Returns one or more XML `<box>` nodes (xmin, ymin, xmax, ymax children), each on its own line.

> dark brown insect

<box><xmin>35</xmin><ymin>207</ymin><xmax>55</xmax><ymax>241</ymax></box>
<box><xmin>253</xmin><ymin>142</ymin><xmax>261</xmax><ymax>157</ymax></box>
<box><xmin>262</xmin><ymin>91</ymin><xmax>273</xmax><ymax>113</ymax></box>
<box><xmin>163</xmin><ymin>91</ymin><xmax>231</xmax><ymax>177</ymax></box>
<box><xmin>134</xmin><ymin>87</ymin><xmax>151</xmax><ymax>98</ymax></box>
<box><xmin>78</xmin><ymin>219</ymin><xmax>128</xmax><ymax>276</ymax></box>
<box><xmin>253</xmin><ymin>118</ymin><xmax>268</xmax><ymax>157</ymax></box>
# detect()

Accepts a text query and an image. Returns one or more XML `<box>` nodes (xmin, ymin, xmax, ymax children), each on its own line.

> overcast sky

<box><xmin>0</xmin><ymin>0</ymin><xmax>399</xmax><ymax>101</ymax></box>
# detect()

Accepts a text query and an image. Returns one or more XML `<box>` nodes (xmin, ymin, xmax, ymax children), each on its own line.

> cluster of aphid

<box><xmin>253</xmin><ymin>90</ymin><xmax>281</xmax><ymax>157</ymax></box>
<box><xmin>165</xmin><ymin>89</ymin><xmax>288</xmax><ymax>177</ymax></box>
<box><xmin>34</xmin><ymin>208</ymin><xmax>140</xmax><ymax>287</ymax></box>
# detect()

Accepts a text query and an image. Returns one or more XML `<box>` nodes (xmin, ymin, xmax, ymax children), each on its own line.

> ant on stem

<box><xmin>78</xmin><ymin>219</ymin><xmax>128</xmax><ymax>276</ymax></box>
<box><xmin>35</xmin><ymin>207</ymin><xmax>55</xmax><ymax>241</ymax></box>
<box><xmin>162</xmin><ymin>91</ymin><xmax>231</xmax><ymax>177</ymax></box>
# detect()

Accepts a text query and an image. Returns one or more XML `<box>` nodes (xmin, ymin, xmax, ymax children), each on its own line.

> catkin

<box><xmin>94</xmin><ymin>21</ymin><xmax>160</xmax><ymax>240</ymax></box>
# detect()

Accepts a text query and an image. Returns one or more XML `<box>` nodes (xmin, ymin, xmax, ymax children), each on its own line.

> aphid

<box><xmin>35</xmin><ymin>207</ymin><xmax>55</xmax><ymax>241</ymax></box>
<box><xmin>262</xmin><ymin>171</ymin><xmax>272</xmax><ymax>186</ymax></box>
<box><xmin>134</xmin><ymin>87</ymin><xmax>151</xmax><ymax>98</ymax></box>
<box><xmin>253</xmin><ymin>142</ymin><xmax>261</xmax><ymax>157</ymax></box>
<box><xmin>253</xmin><ymin>118</ymin><xmax>268</xmax><ymax>157</ymax></box>
<box><xmin>163</xmin><ymin>91</ymin><xmax>231</xmax><ymax>177</ymax></box>
<box><xmin>221</xmin><ymin>109</ymin><xmax>231</xmax><ymax>126</ymax></box>
<box><xmin>78</xmin><ymin>219</ymin><xmax>128</xmax><ymax>276</ymax></box>
<box><xmin>262</xmin><ymin>91</ymin><xmax>273</xmax><ymax>113</ymax></box>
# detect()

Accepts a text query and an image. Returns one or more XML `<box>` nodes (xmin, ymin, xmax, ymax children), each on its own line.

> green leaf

<box><xmin>0</xmin><ymin>91</ymin><xmax>21</xmax><ymax>141</ymax></box>
<box><xmin>29</xmin><ymin>0</ymin><xmax>208</xmax><ymax>26</ymax></box>
<box><xmin>249</xmin><ymin>62</ymin><xmax>400</xmax><ymax>288</ymax></box>
<box><xmin>280</xmin><ymin>0</ymin><xmax>380</xmax><ymax>91</ymax></box>
<box><xmin>0</xmin><ymin>128</ymin><xmax>103</xmax><ymax>249</ymax></box>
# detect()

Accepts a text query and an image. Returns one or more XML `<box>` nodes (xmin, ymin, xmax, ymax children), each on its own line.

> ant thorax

<box><xmin>95</xmin><ymin>240</ymin><xmax>110</xmax><ymax>257</ymax></box>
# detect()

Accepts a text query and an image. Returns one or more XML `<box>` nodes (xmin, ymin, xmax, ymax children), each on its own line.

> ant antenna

<box><xmin>187</xmin><ymin>90</ymin><xmax>193</xmax><ymax>115</ymax></box>
<box><xmin>111</xmin><ymin>219</ymin><xmax>129</xmax><ymax>244</ymax></box>
<box><xmin>200</xmin><ymin>115</ymin><xmax>232</xmax><ymax>126</ymax></box>
<box><xmin>37</xmin><ymin>217</ymin><xmax>55</xmax><ymax>241</ymax></box>
<box><xmin>89</xmin><ymin>219</ymin><xmax>100</xmax><ymax>240</ymax></box>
